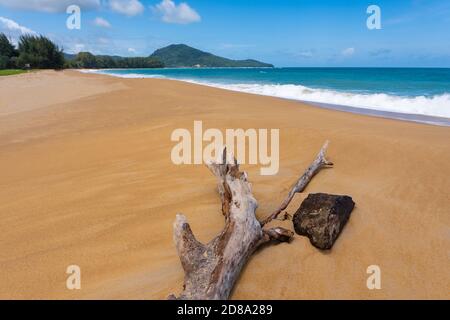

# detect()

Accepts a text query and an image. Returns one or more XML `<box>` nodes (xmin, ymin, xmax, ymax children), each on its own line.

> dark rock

<box><xmin>292</xmin><ymin>193</ymin><xmax>355</xmax><ymax>250</ymax></box>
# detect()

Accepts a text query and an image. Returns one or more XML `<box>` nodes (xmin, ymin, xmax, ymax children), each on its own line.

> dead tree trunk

<box><xmin>169</xmin><ymin>141</ymin><xmax>333</xmax><ymax>300</ymax></box>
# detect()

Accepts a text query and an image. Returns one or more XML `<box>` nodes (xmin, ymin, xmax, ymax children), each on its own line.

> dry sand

<box><xmin>0</xmin><ymin>70</ymin><xmax>449</xmax><ymax>299</ymax></box>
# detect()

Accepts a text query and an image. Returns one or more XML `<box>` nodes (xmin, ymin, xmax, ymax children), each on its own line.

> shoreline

<box><xmin>0</xmin><ymin>70</ymin><xmax>449</xmax><ymax>299</ymax></box>
<box><xmin>306</xmin><ymin>101</ymin><xmax>450</xmax><ymax>127</ymax></box>
<box><xmin>80</xmin><ymin>69</ymin><xmax>450</xmax><ymax>126</ymax></box>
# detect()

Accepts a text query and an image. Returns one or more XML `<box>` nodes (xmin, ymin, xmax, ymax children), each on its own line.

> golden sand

<box><xmin>0</xmin><ymin>70</ymin><xmax>449</xmax><ymax>299</ymax></box>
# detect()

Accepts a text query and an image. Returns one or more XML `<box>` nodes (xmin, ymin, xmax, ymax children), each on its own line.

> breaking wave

<box><xmin>196</xmin><ymin>82</ymin><xmax>450</xmax><ymax>119</ymax></box>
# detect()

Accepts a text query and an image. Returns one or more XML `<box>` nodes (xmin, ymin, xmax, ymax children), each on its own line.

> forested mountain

<box><xmin>150</xmin><ymin>44</ymin><xmax>273</xmax><ymax>68</ymax></box>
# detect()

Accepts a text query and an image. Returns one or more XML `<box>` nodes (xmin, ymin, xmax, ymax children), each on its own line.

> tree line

<box><xmin>65</xmin><ymin>52</ymin><xmax>164</xmax><ymax>69</ymax></box>
<box><xmin>0</xmin><ymin>33</ymin><xmax>64</xmax><ymax>69</ymax></box>
<box><xmin>0</xmin><ymin>33</ymin><xmax>164</xmax><ymax>70</ymax></box>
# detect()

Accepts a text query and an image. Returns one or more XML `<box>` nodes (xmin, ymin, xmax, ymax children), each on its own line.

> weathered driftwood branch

<box><xmin>260</xmin><ymin>141</ymin><xmax>333</xmax><ymax>226</ymax></box>
<box><xmin>170</xmin><ymin>141</ymin><xmax>332</xmax><ymax>300</ymax></box>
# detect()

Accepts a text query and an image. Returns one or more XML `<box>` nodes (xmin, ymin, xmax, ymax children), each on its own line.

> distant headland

<box><xmin>150</xmin><ymin>44</ymin><xmax>273</xmax><ymax>68</ymax></box>
<box><xmin>65</xmin><ymin>44</ymin><xmax>273</xmax><ymax>69</ymax></box>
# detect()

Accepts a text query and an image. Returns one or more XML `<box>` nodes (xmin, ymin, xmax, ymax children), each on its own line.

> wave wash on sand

<box><xmin>85</xmin><ymin>68</ymin><xmax>450</xmax><ymax>123</ymax></box>
<box><xmin>206</xmin><ymin>83</ymin><xmax>450</xmax><ymax>119</ymax></box>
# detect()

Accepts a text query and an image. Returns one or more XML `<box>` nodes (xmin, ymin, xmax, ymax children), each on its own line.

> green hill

<box><xmin>150</xmin><ymin>44</ymin><xmax>273</xmax><ymax>68</ymax></box>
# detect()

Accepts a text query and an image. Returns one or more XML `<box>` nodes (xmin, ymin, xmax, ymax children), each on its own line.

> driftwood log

<box><xmin>169</xmin><ymin>141</ymin><xmax>333</xmax><ymax>300</ymax></box>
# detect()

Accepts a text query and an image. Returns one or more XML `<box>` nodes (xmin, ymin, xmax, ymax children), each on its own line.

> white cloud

<box><xmin>342</xmin><ymin>47</ymin><xmax>355</xmax><ymax>57</ymax></box>
<box><xmin>220</xmin><ymin>43</ymin><xmax>254</xmax><ymax>49</ymax></box>
<box><xmin>0</xmin><ymin>16</ymin><xmax>37</xmax><ymax>38</ymax></box>
<box><xmin>0</xmin><ymin>0</ymin><xmax>100</xmax><ymax>13</ymax></box>
<box><xmin>74</xmin><ymin>43</ymin><xmax>86</xmax><ymax>52</ymax></box>
<box><xmin>98</xmin><ymin>37</ymin><xmax>110</xmax><ymax>45</ymax></box>
<box><xmin>153</xmin><ymin>0</ymin><xmax>201</xmax><ymax>24</ymax></box>
<box><xmin>298</xmin><ymin>51</ymin><xmax>314</xmax><ymax>58</ymax></box>
<box><xmin>128</xmin><ymin>47</ymin><xmax>136</xmax><ymax>53</ymax></box>
<box><xmin>109</xmin><ymin>0</ymin><xmax>144</xmax><ymax>16</ymax></box>
<box><xmin>94</xmin><ymin>17</ymin><xmax>111</xmax><ymax>28</ymax></box>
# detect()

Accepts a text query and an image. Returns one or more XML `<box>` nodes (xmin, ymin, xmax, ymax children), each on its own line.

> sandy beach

<box><xmin>0</xmin><ymin>70</ymin><xmax>449</xmax><ymax>299</ymax></box>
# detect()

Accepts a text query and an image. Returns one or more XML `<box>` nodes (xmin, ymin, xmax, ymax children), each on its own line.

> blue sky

<box><xmin>0</xmin><ymin>0</ymin><xmax>449</xmax><ymax>67</ymax></box>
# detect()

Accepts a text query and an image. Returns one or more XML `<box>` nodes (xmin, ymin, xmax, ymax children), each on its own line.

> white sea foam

<box><xmin>108</xmin><ymin>73</ymin><xmax>165</xmax><ymax>79</ymax></box>
<box><xmin>77</xmin><ymin>69</ymin><xmax>166</xmax><ymax>79</ymax></box>
<box><xmin>191</xmin><ymin>82</ymin><xmax>450</xmax><ymax>119</ymax></box>
<box><xmin>77</xmin><ymin>69</ymin><xmax>99</xmax><ymax>74</ymax></box>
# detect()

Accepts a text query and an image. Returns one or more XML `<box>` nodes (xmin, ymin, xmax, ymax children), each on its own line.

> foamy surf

<box><xmin>192</xmin><ymin>82</ymin><xmax>450</xmax><ymax>120</ymax></box>
<box><xmin>78</xmin><ymin>69</ymin><xmax>166</xmax><ymax>79</ymax></box>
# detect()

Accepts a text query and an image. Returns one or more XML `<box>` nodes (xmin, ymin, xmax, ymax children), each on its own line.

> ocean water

<box><xmin>87</xmin><ymin>68</ymin><xmax>450</xmax><ymax>124</ymax></box>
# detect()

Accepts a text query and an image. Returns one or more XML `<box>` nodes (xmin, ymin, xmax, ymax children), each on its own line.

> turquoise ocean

<box><xmin>87</xmin><ymin>68</ymin><xmax>450</xmax><ymax>125</ymax></box>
